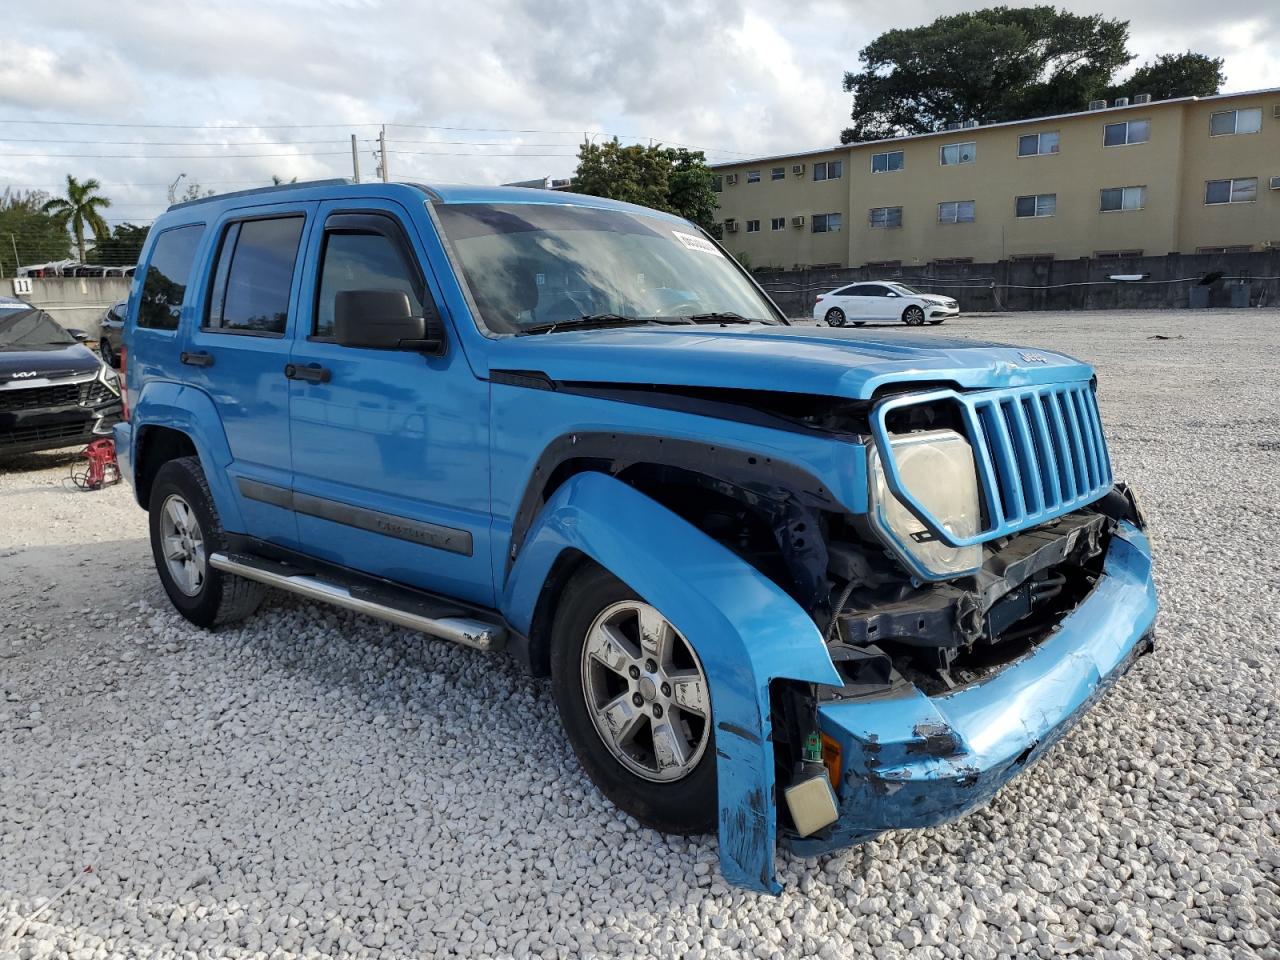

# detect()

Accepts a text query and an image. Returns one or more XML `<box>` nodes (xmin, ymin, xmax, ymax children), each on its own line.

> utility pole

<box><xmin>351</xmin><ymin>134</ymin><xmax>361</xmax><ymax>183</ymax></box>
<box><xmin>379</xmin><ymin>125</ymin><xmax>389</xmax><ymax>183</ymax></box>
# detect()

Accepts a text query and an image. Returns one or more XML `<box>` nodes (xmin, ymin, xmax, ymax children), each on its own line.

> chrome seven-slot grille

<box><xmin>0</xmin><ymin>378</ymin><xmax>113</xmax><ymax>412</ymax></box>
<box><xmin>970</xmin><ymin>382</ymin><xmax>1112</xmax><ymax>530</ymax></box>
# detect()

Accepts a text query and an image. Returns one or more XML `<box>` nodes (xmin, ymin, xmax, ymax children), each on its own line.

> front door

<box><xmin>286</xmin><ymin>199</ymin><xmax>493</xmax><ymax>606</ymax></box>
<box><xmin>180</xmin><ymin>203</ymin><xmax>314</xmax><ymax>546</ymax></box>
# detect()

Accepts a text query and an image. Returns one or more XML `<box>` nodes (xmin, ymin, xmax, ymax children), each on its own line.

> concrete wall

<box><xmin>9</xmin><ymin>277</ymin><xmax>131</xmax><ymax>338</ymax></box>
<box><xmin>755</xmin><ymin>250</ymin><xmax>1280</xmax><ymax>317</ymax></box>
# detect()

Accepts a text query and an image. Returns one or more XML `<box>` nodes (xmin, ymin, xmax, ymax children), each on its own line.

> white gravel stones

<box><xmin>1</xmin><ymin>308</ymin><xmax>1278</xmax><ymax>959</ymax></box>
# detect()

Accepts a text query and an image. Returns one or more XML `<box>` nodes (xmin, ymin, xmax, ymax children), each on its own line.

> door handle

<box><xmin>284</xmin><ymin>363</ymin><xmax>332</xmax><ymax>384</ymax></box>
<box><xmin>180</xmin><ymin>351</ymin><xmax>214</xmax><ymax>367</ymax></box>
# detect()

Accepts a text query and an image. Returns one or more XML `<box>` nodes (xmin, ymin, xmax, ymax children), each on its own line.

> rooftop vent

<box><xmin>961</xmin><ymin>119</ymin><xmax>980</xmax><ymax>129</ymax></box>
<box><xmin>1088</xmin><ymin>99</ymin><xmax>1108</xmax><ymax>111</ymax></box>
<box><xmin>1132</xmin><ymin>93</ymin><xmax>1152</xmax><ymax>105</ymax></box>
<box><xmin>1114</xmin><ymin>96</ymin><xmax>1130</xmax><ymax>107</ymax></box>
<box><xmin>943</xmin><ymin>121</ymin><xmax>962</xmax><ymax>131</ymax></box>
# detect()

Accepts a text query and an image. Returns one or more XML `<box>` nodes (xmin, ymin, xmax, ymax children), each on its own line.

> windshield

<box><xmin>434</xmin><ymin>203</ymin><xmax>783</xmax><ymax>334</ymax></box>
<box><xmin>0</xmin><ymin>308</ymin><xmax>77</xmax><ymax>349</ymax></box>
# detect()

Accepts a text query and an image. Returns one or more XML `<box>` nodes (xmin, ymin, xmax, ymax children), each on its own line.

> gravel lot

<box><xmin>2</xmin><ymin>309</ymin><xmax>1277</xmax><ymax>960</ymax></box>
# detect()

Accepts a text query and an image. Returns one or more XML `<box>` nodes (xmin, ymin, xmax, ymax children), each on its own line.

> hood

<box><xmin>484</xmin><ymin>324</ymin><xmax>1093</xmax><ymax>400</ymax></box>
<box><xmin>0</xmin><ymin>342</ymin><xmax>101</xmax><ymax>385</ymax></box>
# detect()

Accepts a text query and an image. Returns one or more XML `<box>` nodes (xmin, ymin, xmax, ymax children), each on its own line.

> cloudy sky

<box><xmin>0</xmin><ymin>0</ymin><xmax>1275</xmax><ymax>237</ymax></box>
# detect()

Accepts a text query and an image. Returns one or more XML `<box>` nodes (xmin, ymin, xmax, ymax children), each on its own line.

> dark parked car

<box><xmin>99</xmin><ymin>301</ymin><xmax>127</xmax><ymax>367</ymax></box>
<box><xmin>0</xmin><ymin>299</ymin><xmax>123</xmax><ymax>457</ymax></box>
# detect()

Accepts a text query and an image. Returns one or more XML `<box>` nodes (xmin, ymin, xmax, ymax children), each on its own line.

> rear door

<box><xmin>179</xmin><ymin>203</ymin><xmax>314</xmax><ymax>546</ymax></box>
<box><xmin>842</xmin><ymin>284</ymin><xmax>874</xmax><ymax>321</ymax></box>
<box><xmin>285</xmin><ymin>198</ymin><xmax>493</xmax><ymax>606</ymax></box>
<box><xmin>130</xmin><ymin>223</ymin><xmax>207</xmax><ymax>393</ymax></box>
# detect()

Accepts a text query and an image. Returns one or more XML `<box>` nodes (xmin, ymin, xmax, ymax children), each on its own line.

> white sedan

<box><xmin>812</xmin><ymin>282</ymin><xmax>959</xmax><ymax>326</ymax></box>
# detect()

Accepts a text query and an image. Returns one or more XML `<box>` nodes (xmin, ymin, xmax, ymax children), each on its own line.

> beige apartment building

<box><xmin>710</xmin><ymin>88</ymin><xmax>1280</xmax><ymax>269</ymax></box>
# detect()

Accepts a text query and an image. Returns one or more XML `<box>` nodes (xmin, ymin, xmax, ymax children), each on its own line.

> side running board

<box><xmin>208</xmin><ymin>552</ymin><xmax>506</xmax><ymax>652</ymax></box>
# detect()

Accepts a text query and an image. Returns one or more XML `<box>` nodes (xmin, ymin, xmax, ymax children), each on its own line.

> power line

<box><xmin>0</xmin><ymin>136</ymin><xmax>587</xmax><ymax>148</ymax></box>
<box><xmin>0</xmin><ymin>149</ymin><xmax>578</xmax><ymax>159</ymax></box>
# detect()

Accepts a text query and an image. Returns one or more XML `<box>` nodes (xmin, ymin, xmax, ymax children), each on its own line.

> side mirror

<box><xmin>68</xmin><ymin>327</ymin><xmax>90</xmax><ymax>342</ymax></box>
<box><xmin>334</xmin><ymin>290</ymin><xmax>446</xmax><ymax>355</ymax></box>
<box><xmin>885</xmin><ymin>292</ymin><xmax>899</xmax><ymax>298</ymax></box>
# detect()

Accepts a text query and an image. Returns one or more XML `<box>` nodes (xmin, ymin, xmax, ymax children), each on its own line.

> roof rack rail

<box><xmin>166</xmin><ymin>178</ymin><xmax>355</xmax><ymax>211</ymax></box>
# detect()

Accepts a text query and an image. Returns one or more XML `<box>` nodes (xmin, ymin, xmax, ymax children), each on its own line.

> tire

<box><xmin>824</xmin><ymin>307</ymin><xmax>846</xmax><ymax>327</ymax></box>
<box><xmin>928</xmin><ymin>318</ymin><xmax>945</xmax><ymax>325</ymax></box>
<box><xmin>903</xmin><ymin>305</ymin><xmax>926</xmax><ymax>326</ymax></box>
<box><xmin>853</xmin><ymin>321</ymin><xmax>866</xmax><ymax>326</ymax></box>
<box><xmin>551</xmin><ymin>564</ymin><xmax>716</xmax><ymax>834</ymax></box>
<box><xmin>148</xmin><ymin>455</ymin><xmax>266</xmax><ymax>628</ymax></box>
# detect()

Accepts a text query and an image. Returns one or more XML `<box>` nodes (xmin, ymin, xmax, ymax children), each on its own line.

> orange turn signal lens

<box><xmin>820</xmin><ymin>733</ymin><xmax>842</xmax><ymax>789</ymax></box>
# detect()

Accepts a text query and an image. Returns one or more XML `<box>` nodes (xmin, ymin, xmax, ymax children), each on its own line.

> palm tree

<box><xmin>42</xmin><ymin>175</ymin><xmax>112</xmax><ymax>264</ymax></box>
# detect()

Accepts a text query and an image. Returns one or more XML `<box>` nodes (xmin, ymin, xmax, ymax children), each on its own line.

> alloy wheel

<box><xmin>159</xmin><ymin>494</ymin><xmax>207</xmax><ymax>597</ymax></box>
<box><xmin>580</xmin><ymin>601</ymin><xmax>710</xmax><ymax>783</ymax></box>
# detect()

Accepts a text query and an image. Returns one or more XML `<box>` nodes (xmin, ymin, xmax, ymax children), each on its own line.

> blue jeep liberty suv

<box><xmin>116</xmin><ymin>180</ymin><xmax>1156</xmax><ymax>893</ymax></box>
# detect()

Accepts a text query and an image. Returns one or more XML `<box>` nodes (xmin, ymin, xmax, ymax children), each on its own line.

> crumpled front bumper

<box><xmin>786</xmin><ymin>520</ymin><xmax>1156</xmax><ymax>858</ymax></box>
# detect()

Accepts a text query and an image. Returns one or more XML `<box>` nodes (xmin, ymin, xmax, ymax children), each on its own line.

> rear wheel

<box><xmin>903</xmin><ymin>305</ymin><xmax>926</xmax><ymax>326</ymax></box>
<box><xmin>551</xmin><ymin>564</ymin><xmax>716</xmax><ymax>834</ymax></box>
<box><xmin>148</xmin><ymin>456</ymin><xmax>266</xmax><ymax>628</ymax></box>
<box><xmin>824</xmin><ymin>307</ymin><xmax>846</xmax><ymax>327</ymax></box>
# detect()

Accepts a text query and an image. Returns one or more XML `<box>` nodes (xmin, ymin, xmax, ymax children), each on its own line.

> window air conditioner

<box><xmin>1270</xmin><ymin>176</ymin><xmax>1280</xmax><ymax>190</ymax></box>
<box><xmin>791</xmin><ymin>215</ymin><xmax>805</xmax><ymax>227</ymax></box>
<box><xmin>1113</xmin><ymin>97</ymin><xmax>1130</xmax><ymax>107</ymax></box>
<box><xmin>961</xmin><ymin>119</ymin><xmax>979</xmax><ymax>128</ymax></box>
<box><xmin>1088</xmin><ymin>99</ymin><xmax>1108</xmax><ymax>111</ymax></box>
<box><xmin>725</xmin><ymin>173</ymin><xmax>738</xmax><ymax>185</ymax></box>
<box><xmin>724</xmin><ymin>220</ymin><xmax>738</xmax><ymax>233</ymax></box>
<box><xmin>1133</xmin><ymin>93</ymin><xmax>1152</xmax><ymax>105</ymax></box>
<box><xmin>792</xmin><ymin>163</ymin><xmax>805</xmax><ymax>175</ymax></box>
<box><xmin>1273</xmin><ymin>104</ymin><xmax>1280</xmax><ymax>119</ymax></box>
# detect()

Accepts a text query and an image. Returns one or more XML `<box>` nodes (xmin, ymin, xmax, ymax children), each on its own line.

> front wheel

<box><xmin>903</xmin><ymin>305</ymin><xmax>926</xmax><ymax>326</ymax></box>
<box><xmin>148</xmin><ymin>456</ymin><xmax>266</xmax><ymax>628</ymax></box>
<box><xmin>824</xmin><ymin>307</ymin><xmax>846</xmax><ymax>327</ymax></box>
<box><xmin>551</xmin><ymin>564</ymin><xmax>716</xmax><ymax>834</ymax></box>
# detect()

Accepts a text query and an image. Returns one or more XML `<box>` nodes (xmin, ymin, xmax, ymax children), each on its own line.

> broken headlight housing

<box><xmin>868</xmin><ymin>429</ymin><xmax>983</xmax><ymax>581</ymax></box>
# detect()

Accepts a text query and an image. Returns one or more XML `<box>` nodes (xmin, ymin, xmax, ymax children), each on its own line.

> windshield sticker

<box><xmin>671</xmin><ymin>231</ymin><xmax>724</xmax><ymax>257</ymax></box>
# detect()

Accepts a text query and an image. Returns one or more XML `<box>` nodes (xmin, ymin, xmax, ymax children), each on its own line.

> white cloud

<box><xmin>0</xmin><ymin>0</ymin><xmax>1270</xmax><ymax>227</ymax></box>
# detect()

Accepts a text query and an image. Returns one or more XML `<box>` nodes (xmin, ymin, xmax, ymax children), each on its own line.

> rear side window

<box><xmin>315</xmin><ymin>226</ymin><xmax>423</xmax><ymax>338</ymax></box>
<box><xmin>138</xmin><ymin>224</ymin><xmax>205</xmax><ymax>330</ymax></box>
<box><xmin>205</xmin><ymin>216</ymin><xmax>305</xmax><ymax>335</ymax></box>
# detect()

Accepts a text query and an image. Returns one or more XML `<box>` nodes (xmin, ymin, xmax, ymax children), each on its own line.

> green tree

<box><xmin>571</xmin><ymin>139</ymin><xmax>722</xmax><ymax>237</ymax></box>
<box><xmin>1108</xmin><ymin>52</ymin><xmax>1224</xmax><ymax>101</ymax></box>
<box><xmin>87</xmin><ymin>222</ymin><xmax>150</xmax><ymax>267</ymax></box>
<box><xmin>0</xmin><ymin>188</ymin><xmax>72</xmax><ymax>275</ymax></box>
<box><xmin>41</xmin><ymin>175</ymin><xmax>112</xmax><ymax>264</ymax></box>
<box><xmin>841</xmin><ymin>6</ymin><xmax>1137</xmax><ymax>142</ymax></box>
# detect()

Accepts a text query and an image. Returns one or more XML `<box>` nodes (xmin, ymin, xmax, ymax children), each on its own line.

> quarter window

<box><xmin>1100</xmin><ymin>186</ymin><xmax>1146</xmax><ymax>212</ymax></box>
<box><xmin>871</xmin><ymin>151</ymin><xmax>904</xmax><ymax>173</ymax></box>
<box><xmin>138</xmin><ymin>223</ymin><xmax>205</xmax><ymax>331</ymax></box>
<box><xmin>771</xmin><ymin>167</ymin><xmax>785</xmax><ymax>180</ymax></box>
<box><xmin>938</xmin><ymin>200</ymin><xmax>975</xmax><ymax>223</ymax></box>
<box><xmin>746</xmin><ymin>219</ymin><xmax>761</xmax><ymax>233</ymax></box>
<box><xmin>770</xmin><ymin>217</ymin><xmax>786</xmax><ymax>231</ymax></box>
<box><xmin>869</xmin><ymin>206</ymin><xmax>903</xmax><ymax>229</ymax></box>
<box><xmin>940</xmin><ymin>142</ymin><xmax>976</xmax><ymax>166</ymax></box>
<box><xmin>812</xmin><ymin>213</ymin><xmax>843</xmax><ymax>233</ymax></box>
<box><xmin>204</xmin><ymin>216</ymin><xmax>305</xmax><ymax>335</ymax></box>
<box><xmin>1015</xmin><ymin>194</ymin><xmax>1056</xmax><ymax>218</ymax></box>
<box><xmin>1210</xmin><ymin>108</ymin><xmax>1262</xmax><ymax>136</ymax></box>
<box><xmin>1017</xmin><ymin>132</ymin><xmax>1059</xmax><ymax>156</ymax></box>
<box><xmin>1103</xmin><ymin>120</ymin><xmax>1150</xmax><ymax>146</ymax></box>
<box><xmin>315</xmin><ymin>223</ymin><xmax>424</xmax><ymax>338</ymax></box>
<box><xmin>814</xmin><ymin>160</ymin><xmax>843</xmax><ymax>181</ymax></box>
<box><xmin>747</xmin><ymin>170</ymin><xmax>761</xmax><ymax>183</ymax></box>
<box><xmin>1204</xmin><ymin>178</ymin><xmax>1257</xmax><ymax>204</ymax></box>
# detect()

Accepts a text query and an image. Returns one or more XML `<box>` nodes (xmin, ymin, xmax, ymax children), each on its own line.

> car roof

<box><xmin>160</xmin><ymin>179</ymin><xmax>689</xmax><ymax>226</ymax></box>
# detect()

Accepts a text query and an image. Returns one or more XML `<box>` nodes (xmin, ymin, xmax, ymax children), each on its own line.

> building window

<box><xmin>1197</xmin><ymin>245</ymin><xmax>1253</xmax><ymax>254</ymax></box>
<box><xmin>1010</xmin><ymin>253</ymin><xmax>1054</xmax><ymax>262</ymax></box>
<box><xmin>712</xmin><ymin>176</ymin><xmax>723</xmax><ymax>193</ymax></box>
<box><xmin>868</xmin><ymin>206</ymin><xmax>903</xmax><ymax>229</ymax></box>
<box><xmin>871</xmin><ymin>151</ymin><xmax>904</xmax><ymax>174</ymax></box>
<box><xmin>771</xmin><ymin>167</ymin><xmax>785</xmax><ymax>181</ymax></box>
<box><xmin>940</xmin><ymin>142</ymin><xmax>976</xmax><ymax>166</ymax></box>
<box><xmin>814</xmin><ymin>160</ymin><xmax>844</xmax><ymax>181</ymax></box>
<box><xmin>1093</xmin><ymin>250</ymin><xmax>1144</xmax><ymax>259</ymax></box>
<box><xmin>937</xmin><ymin>200</ymin><xmax>975</xmax><ymax>224</ymax></box>
<box><xmin>747</xmin><ymin>170</ymin><xmax>761</xmax><ymax>183</ymax></box>
<box><xmin>812</xmin><ymin>213</ymin><xmax>843</xmax><ymax>233</ymax></box>
<box><xmin>1210</xmin><ymin>108</ymin><xmax>1262</xmax><ymax>136</ymax></box>
<box><xmin>1100</xmin><ymin>186</ymin><xmax>1146</xmax><ymax>212</ymax></box>
<box><xmin>1205</xmin><ymin>178</ymin><xmax>1258</xmax><ymax>204</ymax></box>
<box><xmin>932</xmin><ymin>257</ymin><xmax>974</xmax><ymax>265</ymax></box>
<box><xmin>1103</xmin><ymin>119</ymin><xmax>1150</xmax><ymax>146</ymax></box>
<box><xmin>746</xmin><ymin>219</ymin><xmax>761</xmax><ymax>233</ymax></box>
<box><xmin>770</xmin><ymin>217</ymin><xmax>786</xmax><ymax>231</ymax></box>
<box><xmin>1017</xmin><ymin>131</ymin><xmax>1060</xmax><ymax>157</ymax></box>
<box><xmin>1015</xmin><ymin>194</ymin><xmax>1056</xmax><ymax>218</ymax></box>
<box><xmin>865</xmin><ymin>260</ymin><xmax>902</xmax><ymax>269</ymax></box>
